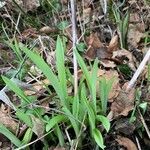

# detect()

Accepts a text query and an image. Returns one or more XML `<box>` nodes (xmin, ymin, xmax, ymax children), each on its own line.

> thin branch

<box><xmin>126</xmin><ymin>48</ymin><xmax>150</xmax><ymax>90</ymax></box>
<box><xmin>70</xmin><ymin>0</ymin><xmax>78</xmax><ymax>95</ymax></box>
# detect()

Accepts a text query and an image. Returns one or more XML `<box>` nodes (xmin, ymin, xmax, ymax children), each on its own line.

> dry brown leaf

<box><xmin>61</xmin><ymin>0</ymin><xmax>68</xmax><ymax>5</ymax></box>
<box><xmin>54</xmin><ymin>147</ymin><xmax>65</xmax><ymax>150</ymax></box>
<box><xmin>25</xmin><ymin>79</ymin><xmax>50</xmax><ymax>96</ymax></box>
<box><xmin>21</xmin><ymin>28</ymin><xmax>38</xmax><ymax>40</ymax></box>
<box><xmin>116</xmin><ymin>136</ymin><xmax>137</xmax><ymax>150</ymax></box>
<box><xmin>39</xmin><ymin>26</ymin><xmax>58</xmax><ymax>34</ymax></box>
<box><xmin>85</xmin><ymin>32</ymin><xmax>112</xmax><ymax>60</ymax></box>
<box><xmin>0</xmin><ymin>104</ymin><xmax>18</xmax><ymax>133</ymax></box>
<box><xmin>100</xmin><ymin>60</ymin><xmax>116</xmax><ymax>68</ymax></box>
<box><xmin>49</xmin><ymin>147</ymin><xmax>66</xmax><ymax>150</ymax></box>
<box><xmin>86</xmin><ymin>32</ymin><xmax>104</xmax><ymax>49</ymax></box>
<box><xmin>82</xmin><ymin>8</ymin><xmax>92</xmax><ymax>24</ymax></box>
<box><xmin>23</xmin><ymin>0</ymin><xmax>40</xmax><ymax>11</ymax></box>
<box><xmin>127</xmin><ymin>24</ymin><xmax>144</xmax><ymax>48</ymax></box>
<box><xmin>112</xmin><ymin>49</ymin><xmax>136</xmax><ymax>71</ymax></box>
<box><xmin>108</xmin><ymin>35</ymin><xmax>119</xmax><ymax>52</ymax></box>
<box><xmin>31</xmin><ymin>115</ymin><xmax>45</xmax><ymax>138</ymax></box>
<box><xmin>111</xmin><ymin>82</ymin><xmax>135</xmax><ymax>118</ymax></box>
<box><xmin>115</xmin><ymin>118</ymin><xmax>136</xmax><ymax>135</ymax></box>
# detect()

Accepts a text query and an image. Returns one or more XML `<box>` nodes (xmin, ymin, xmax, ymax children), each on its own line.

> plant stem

<box><xmin>70</xmin><ymin>0</ymin><xmax>78</xmax><ymax>95</ymax></box>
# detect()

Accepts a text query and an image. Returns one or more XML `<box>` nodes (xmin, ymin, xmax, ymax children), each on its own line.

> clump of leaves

<box><xmin>1</xmin><ymin>36</ymin><xmax>114</xmax><ymax>149</ymax></box>
<box><xmin>112</xmin><ymin>2</ymin><xmax>130</xmax><ymax>49</ymax></box>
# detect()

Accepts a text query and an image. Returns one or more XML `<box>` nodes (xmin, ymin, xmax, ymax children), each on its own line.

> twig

<box><xmin>138</xmin><ymin>109</ymin><xmax>150</xmax><ymax>139</ymax></box>
<box><xmin>70</xmin><ymin>0</ymin><xmax>78</xmax><ymax>95</ymax></box>
<box><xmin>15</xmin><ymin>130</ymin><xmax>53</xmax><ymax>150</ymax></box>
<box><xmin>135</xmin><ymin>136</ymin><xmax>142</xmax><ymax>150</ymax></box>
<box><xmin>127</xmin><ymin>48</ymin><xmax>150</xmax><ymax>90</ymax></box>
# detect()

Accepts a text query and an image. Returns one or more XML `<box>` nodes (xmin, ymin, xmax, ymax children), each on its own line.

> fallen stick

<box><xmin>126</xmin><ymin>48</ymin><xmax>150</xmax><ymax>90</ymax></box>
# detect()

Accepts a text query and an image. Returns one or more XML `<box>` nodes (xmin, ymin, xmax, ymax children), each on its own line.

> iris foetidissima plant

<box><xmin>1</xmin><ymin>36</ymin><xmax>114</xmax><ymax>149</ymax></box>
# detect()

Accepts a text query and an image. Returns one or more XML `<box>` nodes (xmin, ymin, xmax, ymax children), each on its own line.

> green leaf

<box><xmin>99</xmin><ymin>77</ymin><xmax>114</xmax><ymax>114</ymax></box>
<box><xmin>96</xmin><ymin>115</ymin><xmax>110</xmax><ymax>132</ymax></box>
<box><xmin>76</xmin><ymin>42</ymin><xmax>86</xmax><ymax>52</ymax></box>
<box><xmin>63</xmin><ymin>107</ymin><xmax>80</xmax><ymax>137</ymax></box>
<box><xmin>2</xmin><ymin>76</ymin><xmax>31</xmax><ymax>105</ymax></box>
<box><xmin>55</xmin><ymin>124</ymin><xmax>65</xmax><ymax>147</ymax></box>
<box><xmin>91</xmin><ymin>58</ymin><xmax>99</xmax><ymax>111</ymax></box>
<box><xmin>75</xmin><ymin>49</ymin><xmax>91</xmax><ymax>91</ymax></box>
<box><xmin>56</xmin><ymin>36</ymin><xmax>68</xmax><ymax>101</ymax></box>
<box><xmin>92</xmin><ymin>128</ymin><xmax>105</xmax><ymax>149</ymax></box>
<box><xmin>0</xmin><ymin>123</ymin><xmax>21</xmax><ymax>147</ymax></box>
<box><xmin>72</xmin><ymin>95</ymin><xmax>79</xmax><ymax>119</ymax></box>
<box><xmin>16</xmin><ymin>109</ymin><xmax>33</xmax><ymax>128</ymax></box>
<box><xmin>46</xmin><ymin>115</ymin><xmax>66</xmax><ymax>132</ymax></box>
<box><xmin>139</xmin><ymin>102</ymin><xmax>147</xmax><ymax>114</ymax></box>
<box><xmin>20</xmin><ymin>46</ymin><xmax>66</xmax><ymax>106</ymax></box>
<box><xmin>6</xmin><ymin>39</ymin><xmax>22</xmax><ymax>61</ymax></box>
<box><xmin>57</xmin><ymin>21</ymin><xmax>69</xmax><ymax>30</ymax></box>
<box><xmin>22</xmin><ymin>128</ymin><xmax>33</xmax><ymax>145</ymax></box>
<box><xmin>81</xmin><ymin>84</ymin><xmax>95</xmax><ymax>130</ymax></box>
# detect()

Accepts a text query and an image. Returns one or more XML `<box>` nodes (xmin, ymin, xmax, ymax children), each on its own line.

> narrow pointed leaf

<box><xmin>56</xmin><ymin>36</ymin><xmax>67</xmax><ymax>99</ymax></box>
<box><xmin>93</xmin><ymin>128</ymin><xmax>105</xmax><ymax>149</ymax></box>
<box><xmin>0</xmin><ymin>123</ymin><xmax>21</xmax><ymax>147</ymax></box>
<box><xmin>96</xmin><ymin>115</ymin><xmax>110</xmax><ymax>132</ymax></box>
<box><xmin>46</xmin><ymin>115</ymin><xmax>66</xmax><ymax>132</ymax></box>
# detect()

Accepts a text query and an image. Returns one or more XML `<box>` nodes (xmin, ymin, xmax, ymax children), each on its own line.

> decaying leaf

<box><xmin>116</xmin><ymin>136</ymin><xmax>137</xmax><ymax>150</ymax></box>
<box><xmin>0</xmin><ymin>104</ymin><xmax>18</xmax><ymax>133</ymax></box>
<box><xmin>82</xmin><ymin>8</ymin><xmax>92</xmax><ymax>25</ymax></box>
<box><xmin>108</xmin><ymin>35</ymin><xmax>119</xmax><ymax>52</ymax></box>
<box><xmin>25</xmin><ymin>79</ymin><xmax>49</xmax><ymax>96</ymax></box>
<box><xmin>111</xmin><ymin>82</ymin><xmax>135</xmax><ymax>118</ymax></box>
<box><xmin>86</xmin><ymin>32</ymin><xmax>104</xmax><ymax>49</ymax></box>
<box><xmin>112</xmin><ymin>49</ymin><xmax>136</xmax><ymax>71</ymax></box>
<box><xmin>23</xmin><ymin>0</ymin><xmax>40</xmax><ymax>11</ymax></box>
<box><xmin>31</xmin><ymin>115</ymin><xmax>45</xmax><ymax>138</ymax></box>
<box><xmin>99</xmin><ymin>60</ymin><xmax>116</xmax><ymax>68</ymax></box>
<box><xmin>85</xmin><ymin>32</ymin><xmax>112</xmax><ymax>60</ymax></box>
<box><xmin>127</xmin><ymin>24</ymin><xmax>144</xmax><ymax>48</ymax></box>
<box><xmin>115</xmin><ymin>118</ymin><xmax>136</xmax><ymax>135</ymax></box>
<box><xmin>40</xmin><ymin>26</ymin><xmax>58</xmax><ymax>34</ymax></box>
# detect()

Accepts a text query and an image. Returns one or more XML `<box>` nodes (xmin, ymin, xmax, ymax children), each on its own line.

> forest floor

<box><xmin>0</xmin><ymin>0</ymin><xmax>150</xmax><ymax>150</ymax></box>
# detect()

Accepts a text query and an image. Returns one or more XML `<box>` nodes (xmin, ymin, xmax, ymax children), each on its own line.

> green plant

<box><xmin>1</xmin><ymin>36</ymin><xmax>113</xmax><ymax>149</ymax></box>
<box><xmin>130</xmin><ymin>88</ymin><xmax>148</xmax><ymax>123</ymax></box>
<box><xmin>112</xmin><ymin>2</ymin><xmax>129</xmax><ymax>49</ymax></box>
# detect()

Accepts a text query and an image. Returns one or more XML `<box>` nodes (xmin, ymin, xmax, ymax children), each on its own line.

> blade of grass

<box><xmin>63</xmin><ymin>107</ymin><xmax>80</xmax><ymax>137</ymax></box>
<box><xmin>0</xmin><ymin>123</ymin><xmax>22</xmax><ymax>147</ymax></box>
<box><xmin>96</xmin><ymin>115</ymin><xmax>110</xmax><ymax>132</ymax></box>
<box><xmin>92</xmin><ymin>128</ymin><xmax>105</xmax><ymax>149</ymax></box>
<box><xmin>81</xmin><ymin>84</ymin><xmax>95</xmax><ymax>130</ymax></box>
<box><xmin>56</xmin><ymin>124</ymin><xmax>65</xmax><ymax>147</ymax></box>
<box><xmin>2</xmin><ymin>76</ymin><xmax>31</xmax><ymax>105</ymax></box>
<box><xmin>55</xmin><ymin>36</ymin><xmax>68</xmax><ymax>103</ymax></box>
<box><xmin>46</xmin><ymin>115</ymin><xmax>66</xmax><ymax>132</ymax></box>
<box><xmin>75</xmin><ymin>49</ymin><xmax>91</xmax><ymax>91</ymax></box>
<box><xmin>91</xmin><ymin>58</ymin><xmax>99</xmax><ymax>111</ymax></box>
<box><xmin>21</xmin><ymin>46</ymin><xmax>67</xmax><ymax>107</ymax></box>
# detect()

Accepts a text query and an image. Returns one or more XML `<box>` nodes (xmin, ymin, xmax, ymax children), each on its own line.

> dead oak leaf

<box><xmin>23</xmin><ymin>0</ymin><xmax>40</xmax><ymax>12</ymax></box>
<box><xmin>116</xmin><ymin>136</ymin><xmax>137</xmax><ymax>150</ymax></box>
<box><xmin>86</xmin><ymin>32</ymin><xmax>104</xmax><ymax>49</ymax></box>
<box><xmin>0</xmin><ymin>104</ymin><xmax>18</xmax><ymax>133</ymax></box>
<box><xmin>108</xmin><ymin>35</ymin><xmax>119</xmax><ymax>52</ymax></box>
<box><xmin>85</xmin><ymin>32</ymin><xmax>105</xmax><ymax>60</ymax></box>
<box><xmin>127</xmin><ymin>24</ymin><xmax>144</xmax><ymax>48</ymax></box>
<box><xmin>111</xmin><ymin>82</ymin><xmax>135</xmax><ymax>118</ymax></box>
<box><xmin>112</xmin><ymin>49</ymin><xmax>136</xmax><ymax>71</ymax></box>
